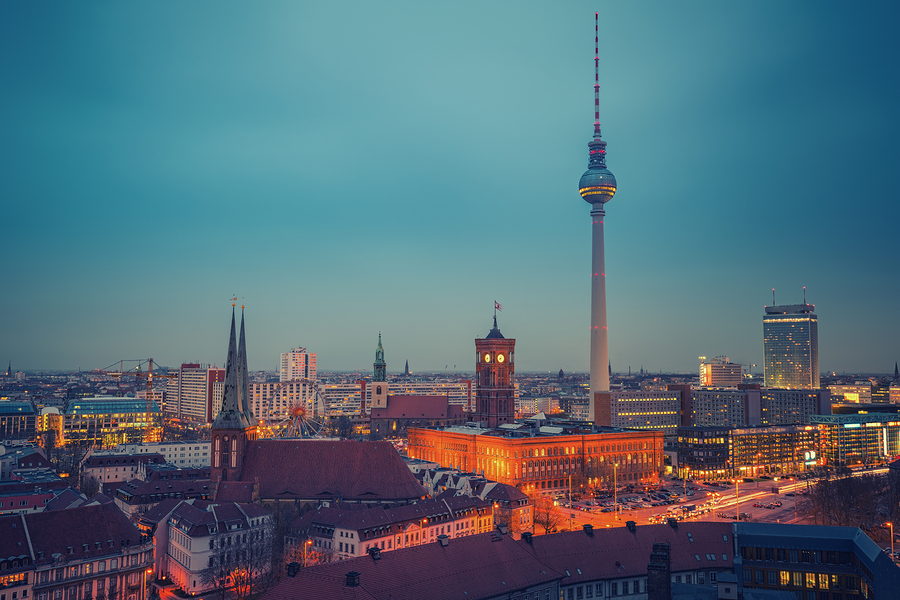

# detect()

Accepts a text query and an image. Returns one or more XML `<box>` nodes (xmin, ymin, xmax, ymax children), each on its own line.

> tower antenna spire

<box><xmin>772</xmin><ymin>288</ymin><xmax>776</xmax><ymax>306</ymax></box>
<box><xmin>594</xmin><ymin>12</ymin><xmax>601</xmax><ymax>137</ymax></box>
<box><xmin>803</xmin><ymin>286</ymin><xmax>807</xmax><ymax>304</ymax></box>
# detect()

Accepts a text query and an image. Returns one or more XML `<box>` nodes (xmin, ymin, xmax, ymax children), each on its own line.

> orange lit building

<box><xmin>407</xmin><ymin>421</ymin><xmax>664</xmax><ymax>494</ymax></box>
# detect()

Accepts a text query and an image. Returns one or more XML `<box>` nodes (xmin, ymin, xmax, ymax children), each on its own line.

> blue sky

<box><xmin>2</xmin><ymin>1</ymin><xmax>898</xmax><ymax>375</ymax></box>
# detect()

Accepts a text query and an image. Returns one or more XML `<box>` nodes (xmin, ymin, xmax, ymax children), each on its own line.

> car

<box><xmin>785</xmin><ymin>492</ymin><xmax>795</xmax><ymax>497</ymax></box>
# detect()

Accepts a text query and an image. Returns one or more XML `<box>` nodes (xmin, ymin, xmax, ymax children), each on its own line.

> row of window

<box><xmin>743</xmin><ymin>568</ymin><xmax>859</xmax><ymax>592</ymax></box>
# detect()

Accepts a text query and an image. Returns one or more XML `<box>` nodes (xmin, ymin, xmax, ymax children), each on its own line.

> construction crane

<box><xmin>105</xmin><ymin>358</ymin><xmax>175</xmax><ymax>441</ymax></box>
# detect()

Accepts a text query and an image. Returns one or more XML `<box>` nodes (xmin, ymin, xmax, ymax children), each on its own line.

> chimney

<box><xmin>646</xmin><ymin>542</ymin><xmax>671</xmax><ymax>600</ymax></box>
<box><xmin>667</xmin><ymin>517</ymin><xmax>678</xmax><ymax>529</ymax></box>
<box><xmin>497</xmin><ymin>524</ymin><xmax>508</xmax><ymax>535</ymax></box>
<box><xmin>582</xmin><ymin>524</ymin><xmax>594</xmax><ymax>536</ymax></box>
<box><xmin>438</xmin><ymin>534</ymin><xmax>449</xmax><ymax>547</ymax></box>
<box><xmin>286</xmin><ymin>562</ymin><xmax>300</xmax><ymax>577</ymax></box>
<box><xmin>521</xmin><ymin>531</ymin><xmax>533</xmax><ymax>544</ymax></box>
<box><xmin>346</xmin><ymin>571</ymin><xmax>360</xmax><ymax>587</ymax></box>
<box><xmin>625</xmin><ymin>521</ymin><xmax>636</xmax><ymax>532</ymax></box>
<box><xmin>367</xmin><ymin>547</ymin><xmax>381</xmax><ymax>561</ymax></box>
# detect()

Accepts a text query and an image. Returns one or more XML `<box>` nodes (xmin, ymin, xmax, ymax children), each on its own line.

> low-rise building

<box><xmin>677</xmin><ymin>425</ymin><xmax>819</xmax><ymax>480</ymax></box>
<box><xmin>289</xmin><ymin>495</ymin><xmax>494</xmax><ymax>561</ymax></box>
<box><xmin>27</xmin><ymin>502</ymin><xmax>154</xmax><ymax>600</ymax></box>
<box><xmin>156</xmin><ymin>500</ymin><xmax>271</xmax><ymax>596</ymax></box>
<box><xmin>114</xmin><ymin>442</ymin><xmax>211</xmax><ymax>467</ymax></box>
<box><xmin>81</xmin><ymin>451</ymin><xmax>167</xmax><ymax>486</ymax></box>
<box><xmin>408</xmin><ymin>418</ymin><xmax>664</xmax><ymax>494</ymax></box>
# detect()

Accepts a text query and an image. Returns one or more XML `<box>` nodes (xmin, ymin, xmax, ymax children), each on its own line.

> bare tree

<box><xmin>201</xmin><ymin>517</ymin><xmax>275</xmax><ymax>600</ymax></box>
<box><xmin>531</xmin><ymin>495</ymin><xmax>561</xmax><ymax>534</ymax></box>
<box><xmin>80</xmin><ymin>473</ymin><xmax>100</xmax><ymax>498</ymax></box>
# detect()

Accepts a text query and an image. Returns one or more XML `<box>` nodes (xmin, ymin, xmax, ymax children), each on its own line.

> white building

<box><xmin>153</xmin><ymin>500</ymin><xmax>271</xmax><ymax>596</ymax></box>
<box><xmin>280</xmin><ymin>348</ymin><xmax>316</xmax><ymax>382</ymax></box>
<box><xmin>114</xmin><ymin>441</ymin><xmax>211</xmax><ymax>467</ymax></box>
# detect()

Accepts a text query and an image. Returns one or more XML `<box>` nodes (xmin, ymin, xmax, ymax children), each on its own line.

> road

<box><xmin>547</xmin><ymin>477</ymin><xmax>820</xmax><ymax>533</ymax></box>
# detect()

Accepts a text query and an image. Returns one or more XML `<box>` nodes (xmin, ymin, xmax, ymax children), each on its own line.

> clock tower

<box><xmin>473</xmin><ymin>316</ymin><xmax>516</xmax><ymax>428</ymax></box>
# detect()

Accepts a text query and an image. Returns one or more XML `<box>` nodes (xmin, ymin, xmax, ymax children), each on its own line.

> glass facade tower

<box><xmin>763</xmin><ymin>304</ymin><xmax>819</xmax><ymax>389</ymax></box>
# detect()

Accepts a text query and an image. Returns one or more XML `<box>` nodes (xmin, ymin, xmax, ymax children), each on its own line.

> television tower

<box><xmin>578</xmin><ymin>13</ymin><xmax>617</xmax><ymax>414</ymax></box>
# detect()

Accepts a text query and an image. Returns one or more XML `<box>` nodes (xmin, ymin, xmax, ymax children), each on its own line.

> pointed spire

<box><xmin>895</xmin><ymin>361</ymin><xmax>899</xmax><ymax>380</ymax></box>
<box><xmin>374</xmin><ymin>332</ymin><xmax>387</xmax><ymax>382</ymax></box>
<box><xmin>213</xmin><ymin>306</ymin><xmax>251</xmax><ymax>429</ymax></box>
<box><xmin>238</xmin><ymin>307</ymin><xmax>254</xmax><ymax>426</ymax></box>
<box><xmin>486</xmin><ymin>315</ymin><xmax>505</xmax><ymax>339</ymax></box>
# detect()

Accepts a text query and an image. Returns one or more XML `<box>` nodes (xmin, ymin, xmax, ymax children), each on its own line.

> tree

<box><xmin>530</xmin><ymin>494</ymin><xmax>562</xmax><ymax>534</ymax></box>
<box><xmin>200</xmin><ymin>517</ymin><xmax>275</xmax><ymax>600</ymax></box>
<box><xmin>80</xmin><ymin>473</ymin><xmax>100</xmax><ymax>498</ymax></box>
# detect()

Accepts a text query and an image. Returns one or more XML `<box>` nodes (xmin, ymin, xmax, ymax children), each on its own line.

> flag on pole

<box><xmin>494</xmin><ymin>301</ymin><xmax>502</xmax><ymax>311</ymax></box>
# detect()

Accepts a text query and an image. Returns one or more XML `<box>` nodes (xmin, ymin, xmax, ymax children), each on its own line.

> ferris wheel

<box><xmin>258</xmin><ymin>379</ymin><xmax>326</xmax><ymax>438</ymax></box>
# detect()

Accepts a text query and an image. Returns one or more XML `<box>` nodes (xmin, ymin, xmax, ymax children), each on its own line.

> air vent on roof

<box><xmin>438</xmin><ymin>535</ymin><xmax>449</xmax><ymax>547</ymax></box>
<box><xmin>582</xmin><ymin>524</ymin><xmax>594</xmax><ymax>536</ymax></box>
<box><xmin>626</xmin><ymin>521</ymin><xmax>636</xmax><ymax>532</ymax></box>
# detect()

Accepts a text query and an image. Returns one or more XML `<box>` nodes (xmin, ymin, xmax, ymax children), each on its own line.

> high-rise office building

<box><xmin>763</xmin><ymin>303</ymin><xmax>819</xmax><ymax>389</ymax></box>
<box><xmin>280</xmin><ymin>347</ymin><xmax>316</xmax><ymax>382</ymax></box>
<box><xmin>578</xmin><ymin>14</ymin><xmax>618</xmax><ymax>421</ymax></box>
<box><xmin>167</xmin><ymin>363</ymin><xmax>225</xmax><ymax>423</ymax></box>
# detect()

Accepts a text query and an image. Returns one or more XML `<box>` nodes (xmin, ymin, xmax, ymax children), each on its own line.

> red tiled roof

<box><xmin>370</xmin><ymin>395</ymin><xmax>451</xmax><ymax>420</ymax></box>
<box><xmin>216</xmin><ymin>481</ymin><xmax>254</xmax><ymax>503</ymax></box>
<box><xmin>233</xmin><ymin>440</ymin><xmax>425</xmax><ymax>503</ymax></box>
<box><xmin>83</xmin><ymin>453</ymin><xmax>165</xmax><ymax>467</ymax></box>
<box><xmin>522</xmin><ymin>521</ymin><xmax>734</xmax><ymax>584</ymax></box>
<box><xmin>25</xmin><ymin>502</ymin><xmax>143</xmax><ymax>567</ymax></box>
<box><xmin>262</xmin><ymin>530</ymin><xmax>562</xmax><ymax>600</ymax></box>
<box><xmin>0</xmin><ymin>514</ymin><xmax>30</xmax><ymax>562</ymax></box>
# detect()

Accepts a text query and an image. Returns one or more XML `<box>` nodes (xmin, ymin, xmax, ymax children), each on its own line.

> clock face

<box><xmin>497</xmin><ymin>354</ymin><xmax>505</xmax><ymax>363</ymax></box>
<box><xmin>483</xmin><ymin>353</ymin><xmax>491</xmax><ymax>363</ymax></box>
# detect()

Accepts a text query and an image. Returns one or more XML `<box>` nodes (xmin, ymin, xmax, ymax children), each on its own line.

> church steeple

<box><xmin>374</xmin><ymin>333</ymin><xmax>386</xmax><ymax>382</ymax></box>
<box><xmin>211</xmin><ymin>304</ymin><xmax>257</xmax><ymax>485</ymax></box>
<box><xmin>237</xmin><ymin>307</ymin><xmax>254</xmax><ymax>426</ymax></box>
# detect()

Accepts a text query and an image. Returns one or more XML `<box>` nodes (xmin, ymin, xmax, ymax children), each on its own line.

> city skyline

<box><xmin>2</xmin><ymin>2</ymin><xmax>898</xmax><ymax>374</ymax></box>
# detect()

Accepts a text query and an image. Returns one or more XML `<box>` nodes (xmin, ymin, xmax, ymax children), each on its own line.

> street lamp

<box><xmin>614</xmin><ymin>463</ymin><xmax>619</xmax><ymax>521</ymax></box>
<box><xmin>887</xmin><ymin>522</ymin><xmax>894</xmax><ymax>558</ymax></box>
<box><xmin>732</xmin><ymin>478</ymin><xmax>740</xmax><ymax>521</ymax></box>
<box><xmin>303</xmin><ymin>539</ymin><xmax>313</xmax><ymax>567</ymax></box>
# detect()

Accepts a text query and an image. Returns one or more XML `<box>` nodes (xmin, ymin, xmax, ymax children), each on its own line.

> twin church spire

<box><xmin>212</xmin><ymin>305</ymin><xmax>255</xmax><ymax>429</ymax></box>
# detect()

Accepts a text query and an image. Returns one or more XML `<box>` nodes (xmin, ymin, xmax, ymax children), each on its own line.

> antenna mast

<box><xmin>772</xmin><ymin>288</ymin><xmax>775</xmax><ymax>306</ymax></box>
<box><xmin>594</xmin><ymin>13</ymin><xmax>601</xmax><ymax>137</ymax></box>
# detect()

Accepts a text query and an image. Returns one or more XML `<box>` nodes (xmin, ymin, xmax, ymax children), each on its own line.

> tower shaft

<box><xmin>590</xmin><ymin>204</ymin><xmax>610</xmax><ymax>402</ymax></box>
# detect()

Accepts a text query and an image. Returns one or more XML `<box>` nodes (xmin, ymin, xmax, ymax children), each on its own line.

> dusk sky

<box><xmin>2</xmin><ymin>2</ymin><xmax>897</xmax><ymax>375</ymax></box>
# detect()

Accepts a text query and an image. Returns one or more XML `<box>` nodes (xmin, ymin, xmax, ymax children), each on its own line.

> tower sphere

<box><xmin>579</xmin><ymin>166</ymin><xmax>617</xmax><ymax>205</ymax></box>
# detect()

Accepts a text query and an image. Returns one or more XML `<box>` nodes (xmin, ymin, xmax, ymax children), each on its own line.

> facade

<box><xmin>578</xmin><ymin>14</ymin><xmax>617</xmax><ymax>413</ymax></box>
<box><xmin>113</xmin><ymin>441</ymin><xmax>210</xmax><ymax>467</ymax></box>
<box><xmin>594</xmin><ymin>390</ymin><xmax>681</xmax><ymax>431</ymax></box>
<box><xmin>249</xmin><ymin>381</ymin><xmax>317</xmax><ymax>423</ymax></box>
<box><xmin>408</xmin><ymin>421</ymin><xmax>664</xmax><ymax>493</ymax></box>
<box><xmin>369</xmin><ymin>395</ymin><xmax>466</xmax><ymax>439</ymax></box>
<box><xmin>691</xmin><ymin>388</ymin><xmax>762</xmax><ymax>427</ymax></box>
<box><xmin>763</xmin><ymin>303</ymin><xmax>819</xmax><ymax>389</ymax></box>
<box><xmin>280</xmin><ymin>347</ymin><xmax>316</xmax><ymax>383</ymax></box>
<box><xmin>812</xmin><ymin>413</ymin><xmax>900</xmax><ymax>467</ymax></box>
<box><xmin>27</xmin><ymin>503</ymin><xmax>154</xmax><ymax>600</ymax></box>
<box><xmin>677</xmin><ymin>425</ymin><xmax>819</xmax><ymax>480</ymax></box>
<box><xmin>471</xmin><ymin>317</ymin><xmax>516</xmax><ymax>428</ymax></box>
<box><xmin>161</xmin><ymin>500</ymin><xmax>271</xmax><ymax>596</ymax></box>
<box><xmin>699</xmin><ymin>357</ymin><xmax>743</xmax><ymax>387</ymax></box>
<box><xmin>289</xmin><ymin>496</ymin><xmax>494</xmax><ymax>561</ymax></box>
<box><xmin>166</xmin><ymin>364</ymin><xmax>225</xmax><ymax>423</ymax></box>
<box><xmin>81</xmin><ymin>451</ymin><xmax>166</xmax><ymax>486</ymax></box>
<box><xmin>0</xmin><ymin>401</ymin><xmax>37</xmax><ymax>441</ymax></box>
<box><xmin>734</xmin><ymin>522</ymin><xmax>900</xmax><ymax>598</ymax></box>
<box><xmin>760</xmin><ymin>388</ymin><xmax>831</xmax><ymax>425</ymax></box>
<box><xmin>827</xmin><ymin>384</ymin><xmax>872</xmax><ymax>404</ymax></box>
<box><xmin>61</xmin><ymin>397</ymin><xmax>162</xmax><ymax>448</ymax></box>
